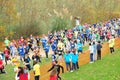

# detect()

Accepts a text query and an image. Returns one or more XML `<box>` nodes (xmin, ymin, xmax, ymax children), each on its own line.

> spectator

<box><xmin>64</xmin><ymin>50</ymin><xmax>71</xmax><ymax>72</ymax></box>
<box><xmin>89</xmin><ymin>43</ymin><xmax>94</xmax><ymax>63</ymax></box>
<box><xmin>70</xmin><ymin>50</ymin><xmax>77</xmax><ymax>72</ymax></box>
<box><xmin>93</xmin><ymin>42</ymin><xmax>97</xmax><ymax>61</ymax></box>
<box><xmin>109</xmin><ymin>36</ymin><xmax>115</xmax><ymax>54</ymax></box>
<box><xmin>97</xmin><ymin>41</ymin><xmax>102</xmax><ymax>60</ymax></box>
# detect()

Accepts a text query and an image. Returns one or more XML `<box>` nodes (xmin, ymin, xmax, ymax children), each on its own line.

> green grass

<box><xmin>83</xmin><ymin>45</ymin><xmax>89</xmax><ymax>51</ymax></box>
<box><xmin>62</xmin><ymin>48</ymin><xmax>120</xmax><ymax>80</ymax></box>
<box><xmin>0</xmin><ymin>57</ymin><xmax>51</xmax><ymax>80</ymax></box>
<box><xmin>1</xmin><ymin>48</ymin><xmax>120</xmax><ymax>80</ymax></box>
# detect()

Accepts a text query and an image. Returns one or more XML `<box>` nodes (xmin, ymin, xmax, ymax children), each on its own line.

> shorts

<box><xmin>58</xmin><ymin>55</ymin><xmax>62</xmax><ymax>60</ymax></box>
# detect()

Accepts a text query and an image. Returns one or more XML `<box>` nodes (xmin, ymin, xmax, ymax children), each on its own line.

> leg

<box><xmin>99</xmin><ymin>51</ymin><xmax>101</xmax><ymax>60</ymax></box>
<box><xmin>68</xmin><ymin>63</ymin><xmax>71</xmax><ymax>71</ymax></box>
<box><xmin>110</xmin><ymin>47</ymin><xmax>112</xmax><ymax>53</ymax></box>
<box><xmin>66</xmin><ymin>63</ymin><xmax>69</xmax><ymax>71</ymax></box>
<box><xmin>92</xmin><ymin>53</ymin><xmax>94</xmax><ymax>62</ymax></box>
<box><xmin>57</xmin><ymin>74</ymin><xmax>61</xmax><ymax>80</ymax></box>
<box><xmin>112</xmin><ymin>47</ymin><xmax>114</xmax><ymax>52</ymax></box>
<box><xmin>45</xmin><ymin>52</ymin><xmax>48</xmax><ymax>58</ymax></box>
<box><xmin>34</xmin><ymin>76</ymin><xmax>39</xmax><ymax>80</ymax></box>
<box><xmin>5</xmin><ymin>58</ymin><xmax>7</xmax><ymax>65</ymax></box>
<box><xmin>90</xmin><ymin>54</ymin><xmax>93</xmax><ymax>62</ymax></box>
<box><xmin>76</xmin><ymin>62</ymin><xmax>79</xmax><ymax>69</ymax></box>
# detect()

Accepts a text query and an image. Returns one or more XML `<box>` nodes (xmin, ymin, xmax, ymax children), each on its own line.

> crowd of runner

<box><xmin>0</xmin><ymin>18</ymin><xmax>120</xmax><ymax>80</ymax></box>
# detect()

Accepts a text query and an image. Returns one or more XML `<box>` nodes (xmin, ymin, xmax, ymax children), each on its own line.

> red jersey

<box><xmin>50</xmin><ymin>75</ymin><xmax>57</xmax><ymax>80</ymax></box>
<box><xmin>19</xmin><ymin>73</ymin><xmax>28</xmax><ymax>80</ymax></box>
<box><xmin>0</xmin><ymin>60</ymin><xmax>4</xmax><ymax>69</ymax></box>
<box><xmin>4</xmin><ymin>49</ymin><xmax>10</xmax><ymax>58</ymax></box>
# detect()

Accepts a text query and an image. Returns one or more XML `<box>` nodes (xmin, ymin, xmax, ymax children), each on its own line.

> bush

<box><xmin>50</xmin><ymin>17</ymin><xmax>73</xmax><ymax>33</ymax></box>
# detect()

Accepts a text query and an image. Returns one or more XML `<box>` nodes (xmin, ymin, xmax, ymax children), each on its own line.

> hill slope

<box><xmin>62</xmin><ymin>48</ymin><xmax>120</xmax><ymax>80</ymax></box>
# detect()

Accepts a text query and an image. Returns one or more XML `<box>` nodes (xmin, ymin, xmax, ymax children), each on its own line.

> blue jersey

<box><xmin>41</xmin><ymin>38</ymin><xmax>47</xmax><ymax>44</ymax></box>
<box><xmin>77</xmin><ymin>43</ymin><xmax>83</xmax><ymax>50</ymax></box>
<box><xmin>51</xmin><ymin>43</ymin><xmax>57</xmax><ymax>51</ymax></box>
<box><xmin>51</xmin><ymin>54</ymin><xmax>56</xmax><ymax>62</ymax></box>
<box><xmin>64</xmin><ymin>53</ymin><xmax>71</xmax><ymax>63</ymax></box>
<box><xmin>70</xmin><ymin>43</ymin><xmax>75</xmax><ymax>49</ymax></box>
<box><xmin>44</xmin><ymin>45</ymin><xmax>50</xmax><ymax>53</ymax></box>
<box><xmin>71</xmin><ymin>53</ymin><xmax>77</xmax><ymax>63</ymax></box>
<box><xmin>41</xmin><ymin>38</ymin><xmax>47</xmax><ymax>48</ymax></box>
<box><xmin>18</xmin><ymin>47</ymin><xmax>25</xmax><ymax>56</ymax></box>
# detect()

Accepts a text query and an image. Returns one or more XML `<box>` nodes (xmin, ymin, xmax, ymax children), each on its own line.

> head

<box><xmin>18</xmin><ymin>67</ymin><xmax>24</xmax><ymax>73</ymax></box>
<box><xmin>93</xmin><ymin>42</ymin><xmax>95</xmax><ymax>45</ymax></box>
<box><xmin>25</xmin><ymin>54</ymin><xmax>29</xmax><ymax>58</ymax></box>
<box><xmin>5</xmin><ymin>47</ymin><xmax>7</xmax><ymax>50</ymax></box>
<box><xmin>98</xmin><ymin>41</ymin><xmax>101</xmax><ymax>44</ymax></box>
<box><xmin>89</xmin><ymin>43</ymin><xmax>91</xmax><ymax>46</ymax></box>
<box><xmin>33</xmin><ymin>60</ymin><xmax>38</xmax><ymax>65</ymax></box>
<box><xmin>5</xmin><ymin>37</ymin><xmax>8</xmax><ymax>40</ymax></box>
<box><xmin>54</xmin><ymin>60</ymin><xmax>58</xmax><ymax>65</ymax></box>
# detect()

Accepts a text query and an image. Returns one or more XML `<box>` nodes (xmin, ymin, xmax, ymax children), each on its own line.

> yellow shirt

<box><xmin>109</xmin><ymin>39</ymin><xmax>114</xmax><ymax>47</ymax></box>
<box><xmin>12</xmin><ymin>58</ymin><xmax>20</xmax><ymax>68</ymax></box>
<box><xmin>33</xmin><ymin>64</ymin><xmax>40</xmax><ymax>76</ymax></box>
<box><xmin>57</xmin><ymin>42</ymin><xmax>64</xmax><ymax>48</ymax></box>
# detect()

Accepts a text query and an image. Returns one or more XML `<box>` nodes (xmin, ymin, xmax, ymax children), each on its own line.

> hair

<box><xmin>17</xmin><ymin>67</ymin><xmax>24</xmax><ymax>77</ymax></box>
<box><xmin>55</xmin><ymin>60</ymin><xmax>58</xmax><ymax>64</ymax></box>
<box><xmin>89</xmin><ymin>43</ymin><xmax>91</xmax><ymax>45</ymax></box>
<box><xmin>33</xmin><ymin>61</ymin><xmax>38</xmax><ymax>66</ymax></box>
<box><xmin>98</xmin><ymin>41</ymin><xmax>101</xmax><ymax>43</ymax></box>
<box><xmin>93</xmin><ymin>42</ymin><xmax>95</xmax><ymax>45</ymax></box>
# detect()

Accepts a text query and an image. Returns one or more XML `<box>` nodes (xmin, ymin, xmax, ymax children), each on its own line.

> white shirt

<box><xmin>111</xmin><ymin>29</ymin><xmax>115</xmax><ymax>35</ymax></box>
<box><xmin>76</xmin><ymin>19</ymin><xmax>80</xmax><ymax>26</ymax></box>
<box><xmin>0</xmin><ymin>55</ymin><xmax>2</xmax><ymax>60</ymax></box>
<box><xmin>89</xmin><ymin>45</ymin><xmax>94</xmax><ymax>54</ymax></box>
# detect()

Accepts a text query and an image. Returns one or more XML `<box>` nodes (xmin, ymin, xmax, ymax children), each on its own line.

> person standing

<box><xmin>89</xmin><ymin>43</ymin><xmax>94</xmax><ymax>63</ymax></box>
<box><xmin>97</xmin><ymin>41</ymin><xmax>102</xmax><ymax>60</ymax></box>
<box><xmin>64</xmin><ymin>50</ymin><xmax>71</xmax><ymax>72</ymax></box>
<box><xmin>70</xmin><ymin>50</ymin><xmax>77</xmax><ymax>72</ymax></box>
<box><xmin>33</xmin><ymin>61</ymin><xmax>40</xmax><ymax>80</ymax></box>
<box><xmin>108</xmin><ymin>36</ymin><xmax>115</xmax><ymax>54</ymax></box>
<box><xmin>93</xmin><ymin>42</ymin><xmax>97</xmax><ymax>61</ymax></box>
<box><xmin>4</xmin><ymin>37</ymin><xmax>10</xmax><ymax>50</ymax></box>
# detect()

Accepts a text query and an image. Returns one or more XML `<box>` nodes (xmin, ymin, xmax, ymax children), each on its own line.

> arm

<box><xmin>59</xmin><ymin>65</ymin><xmax>64</xmax><ymax>73</ymax></box>
<box><xmin>47</xmin><ymin>65</ymin><xmax>54</xmax><ymax>72</ymax></box>
<box><xmin>28</xmin><ymin>72</ymin><xmax>30</xmax><ymax>80</ymax></box>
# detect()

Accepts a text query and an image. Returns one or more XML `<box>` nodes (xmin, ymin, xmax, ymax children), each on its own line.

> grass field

<box><xmin>0</xmin><ymin>48</ymin><xmax>120</xmax><ymax>80</ymax></box>
<box><xmin>62</xmin><ymin>48</ymin><xmax>120</xmax><ymax>80</ymax></box>
<box><xmin>0</xmin><ymin>57</ymin><xmax>51</xmax><ymax>80</ymax></box>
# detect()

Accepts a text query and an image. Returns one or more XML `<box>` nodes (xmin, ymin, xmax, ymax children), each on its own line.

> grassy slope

<box><xmin>62</xmin><ymin>48</ymin><xmax>120</xmax><ymax>80</ymax></box>
<box><xmin>0</xmin><ymin>48</ymin><xmax>120</xmax><ymax>80</ymax></box>
<box><xmin>0</xmin><ymin>57</ymin><xmax>51</xmax><ymax>80</ymax></box>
